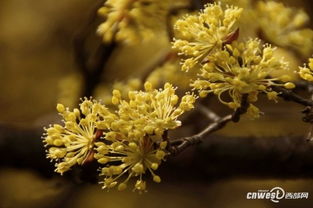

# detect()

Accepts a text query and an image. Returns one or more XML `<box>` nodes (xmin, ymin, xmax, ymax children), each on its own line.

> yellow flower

<box><xmin>94</xmin><ymin>82</ymin><xmax>196</xmax><ymax>191</ymax></box>
<box><xmin>299</xmin><ymin>58</ymin><xmax>313</xmax><ymax>82</ymax></box>
<box><xmin>256</xmin><ymin>1</ymin><xmax>313</xmax><ymax>57</ymax></box>
<box><xmin>192</xmin><ymin>39</ymin><xmax>295</xmax><ymax>114</ymax></box>
<box><xmin>97</xmin><ymin>0</ymin><xmax>171</xmax><ymax>44</ymax></box>
<box><xmin>43</xmin><ymin>99</ymin><xmax>116</xmax><ymax>174</ymax></box>
<box><xmin>218</xmin><ymin>0</ymin><xmax>258</xmax><ymax>38</ymax></box>
<box><xmin>172</xmin><ymin>3</ymin><xmax>242</xmax><ymax>71</ymax></box>
<box><xmin>111</xmin><ymin>82</ymin><xmax>196</xmax><ymax>140</ymax></box>
<box><xmin>95</xmin><ymin>137</ymin><xmax>168</xmax><ymax>192</ymax></box>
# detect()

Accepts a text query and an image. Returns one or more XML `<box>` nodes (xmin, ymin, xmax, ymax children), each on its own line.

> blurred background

<box><xmin>1</xmin><ymin>0</ymin><xmax>313</xmax><ymax>207</ymax></box>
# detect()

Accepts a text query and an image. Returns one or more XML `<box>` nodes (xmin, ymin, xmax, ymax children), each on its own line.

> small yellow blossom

<box><xmin>218</xmin><ymin>0</ymin><xmax>258</xmax><ymax>38</ymax></box>
<box><xmin>97</xmin><ymin>0</ymin><xmax>171</xmax><ymax>44</ymax></box>
<box><xmin>256</xmin><ymin>1</ymin><xmax>313</xmax><ymax>57</ymax></box>
<box><xmin>43</xmin><ymin>99</ymin><xmax>117</xmax><ymax>174</ymax></box>
<box><xmin>246</xmin><ymin>104</ymin><xmax>261</xmax><ymax>120</ymax></box>
<box><xmin>95</xmin><ymin>137</ymin><xmax>168</xmax><ymax>192</ymax></box>
<box><xmin>299</xmin><ymin>58</ymin><xmax>313</xmax><ymax>82</ymax></box>
<box><xmin>172</xmin><ymin>3</ymin><xmax>242</xmax><ymax>71</ymax></box>
<box><xmin>192</xmin><ymin>39</ymin><xmax>294</xmax><ymax>114</ymax></box>
<box><xmin>111</xmin><ymin>82</ymin><xmax>196</xmax><ymax>140</ymax></box>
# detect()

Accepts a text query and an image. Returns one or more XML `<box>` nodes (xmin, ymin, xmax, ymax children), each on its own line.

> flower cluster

<box><xmin>97</xmin><ymin>0</ymin><xmax>170</xmax><ymax>44</ymax></box>
<box><xmin>43</xmin><ymin>82</ymin><xmax>196</xmax><ymax>191</ymax></box>
<box><xmin>218</xmin><ymin>0</ymin><xmax>257</xmax><ymax>38</ymax></box>
<box><xmin>95</xmin><ymin>136</ymin><xmax>167</xmax><ymax>192</ymax></box>
<box><xmin>299</xmin><ymin>58</ymin><xmax>313</xmax><ymax>82</ymax></box>
<box><xmin>111</xmin><ymin>82</ymin><xmax>196</xmax><ymax>140</ymax></box>
<box><xmin>172</xmin><ymin>3</ymin><xmax>242</xmax><ymax>72</ymax></box>
<box><xmin>256</xmin><ymin>1</ymin><xmax>313</xmax><ymax>56</ymax></box>
<box><xmin>191</xmin><ymin>39</ymin><xmax>295</xmax><ymax>117</ymax></box>
<box><xmin>43</xmin><ymin>99</ymin><xmax>116</xmax><ymax>174</ymax></box>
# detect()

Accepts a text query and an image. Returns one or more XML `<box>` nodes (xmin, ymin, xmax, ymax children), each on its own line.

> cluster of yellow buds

<box><xmin>95</xmin><ymin>137</ymin><xmax>167</xmax><ymax>192</ymax></box>
<box><xmin>43</xmin><ymin>99</ymin><xmax>116</xmax><ymax>174</ymax></box>
<box><xmin>191</xmin><ymin>39</ymin><xmax>295</xmax><ymax>116</ymax></box>
<box><xmin>256</xmin><ymin>1</ymin><xmax>313</xmax><ymax>56</ymax></box>
<box><xmin>172</xmin><ymin>3</ymin><xmax>242</xmax><ymax>72</ymax></box>
<box><xmin>217</xmin><ymin>0</ymin><xmax>257</xmax><ymax>38</ymax></box>
<box><xmin>111</xmin><ymin>82</ymin><xmax>196</xmax><ymax>140</ymax></box>
<box><xmin>43</xmin><ymin>82</ymin><xmax>196</xmax><ymax>191</ymax></box>
<box><xmin>171</xmin><ymin>3</ymin><xmax>301</xmax><ymax>119</ymax></box>
<box><xmin>299</xmin><ymin>58</ymin><xmax>313</xmax><ymax>82</ymax></box>
<box><xmin>97</xmin><ymin>0</ymin><xmax>171</xmax><ymax>44</ymax></box>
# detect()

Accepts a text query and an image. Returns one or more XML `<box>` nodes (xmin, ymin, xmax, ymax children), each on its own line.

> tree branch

<box><xmin>73</xmin><ymin>1</ymin><xmax>117</xmax><ymax>97</ymax></box>
<box><xmin>170</xmin><ymin>95</ymin><xmax>250</xmax><ymax>155</ymax></box>
<box><xmin>273</xmin><ymin>86</ymin><xmax>313</xmax><ymax>107</ymax></box>
<box><xmin>197</xmin><ymin>104</ymin><xmax>221</xmax><ymax>122</ymax></box>
<box><xmin>1</xmin><ymin>124</ymin><xmax>313</xmax><ymax>180</ymax></box>
<box><xmin>166</xmin><ymin>135</ymin><xmax>313</xmax><ymax>180</ymax></box>
<box><xmin>169</xmin><ymin>115</ymin><xmax>232</xmax><ymax>155</ymax></box>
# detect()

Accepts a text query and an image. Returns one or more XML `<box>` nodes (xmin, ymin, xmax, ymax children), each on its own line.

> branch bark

<box><xmin>1</xmin><ymin>125</ymin><xmax>313</xmax><ymax>180</ymax></box>
<box><xmin>273</xmin><ymin>86</ymin><xmax>313</xmax><ymax>107</ymax></box>
<box><xmin>166</xmin><ymin>135</ymin><xmax>313</xmax><ymax>180</ymax></box>
<box><xmin>170</xmin><ymin>95</ymin><xmax>249</xmax><ymax>155</ymax></box>
<box><xmin>73</xmin><ymin>1</ymin><xmax>117</xmax><ymax>97</ymax></box>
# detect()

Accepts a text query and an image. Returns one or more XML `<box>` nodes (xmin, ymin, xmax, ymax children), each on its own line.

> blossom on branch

<box><xmin>172</xmin><ymin>3</ymin><xmax>242</xmax><ymax>71</ymax></box>
<box><xmin>299</xmin><ymin>58</ymin><xmax>313</xmax><ymax>82</ymax></box>
<box><xmin>191</xmin><ymin>39</ymin><xmax>295</xmax><ymax>117</ymax></box>
<box><xmin>43</xmin><ymin>99</ymin><xmax>116</xmax><ymax>174</ymax></box>
<box><xmin>111</xmin><ymin>82</ymin><xmax>196</xmax><ymax>140</ymax></box>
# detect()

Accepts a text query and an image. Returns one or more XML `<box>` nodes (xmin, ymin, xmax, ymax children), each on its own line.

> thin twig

<box><xmin>169</xmin><ymin>115</ymin><xmax>232</xmax><ymax>155</ymax></box>
<box><xmin>166</xmin><ymin>135</ymin><xmax>313</xmax><ymax>180</ymax></box>
<box><xmin>170</xmin><ymin>95</ymin><xmax>250</xmax><ymax>155</ymax></box>
<box><xmin>2</xmin><ymin>124</ymin><xmax>313</xmax><ymax>179</ymax></box>
<box><xmin>73</xmin><ymin>1</ymin><xmax>117</xmax><ymax>97</ymax></box>
<box><xmin>273</xmin><ymin>86</ymin><xmax>313</xmax><ymax>107</ymax></box>
<box><xmin>232</xmin><ymin>94</ymin><xmax>249</xmax><ymax>122</ymax></box>
<box><xmin>197</xmin><ymin>104</ymin><xmax>220</xmax><ymax>122</ymax></box>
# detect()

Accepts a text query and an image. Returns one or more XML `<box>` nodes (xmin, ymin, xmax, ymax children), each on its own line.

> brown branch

<box><xmin>170</xmin><ymin>85</ymin><xmax>313</xmax><ymax>155</ymax></box>
<box><xmin>170</xmin><ymin>95</ymin><xmax>250</xmax><ymax>153</ymax></box>
<box><xmin>231</xmin><ymin>94</ymin><xmax>249</xmax><ymax>122</ymax></box>
<box><xmin>170</xmin><ymin>95</ymin><xmax>250</xmax><ymax>155</ymax></box>
<box><xmin>169</xmin><ymin>115</ymin><xmax>233</xmax><ymax>155</ymax></box>
<box><xmin>1</xmin><ymin>124</ymin><xmax>313</xmax><ymax>181</ymax></box>
<box><xmin>73</xmin><ymin>1</ymin><xmax>117</xmax><ymax>97</ymax></box>
<box><xmin>197</xmin><ymin>104</ymin><xmax>221</xmax><ymax>122</ymax></box>
<box><xmin>166</xmin><ymin>135</ymin><xmax>313</xmax><ymax>180</ymax></box>
<box><xmin>273</xmin><ymin>86</ymin><xmax>313</xmax><ymax>107</ymax></box>
<box><xmin>169</xmin><ymin>114</ymin><xmax>227</xmax><ymax>154</ymax></box>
